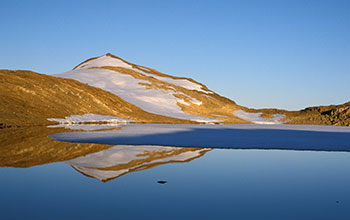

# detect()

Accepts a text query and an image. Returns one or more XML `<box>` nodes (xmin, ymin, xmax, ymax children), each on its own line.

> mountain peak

<box><xmin>105</xmin><ymin>52</ymin><xmax>117</xmax><ymax>57</ymax></box>
<box><xmin>73</xmin><ymin>53</ymin><xmax>132</xmax><ymax>70</ymax></box>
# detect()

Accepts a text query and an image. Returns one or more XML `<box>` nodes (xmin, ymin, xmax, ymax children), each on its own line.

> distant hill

<box><xmin>286</xmin><ymin>102</ymin><xmax>350</xmax><ymax>126</ymax></box>
<box><xmin>242</xmin><ymin>102</ymin><xmax>350</xmax><ymax>126</ymax></box>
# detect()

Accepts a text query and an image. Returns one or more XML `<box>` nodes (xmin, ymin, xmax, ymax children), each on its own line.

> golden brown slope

<box><xmin>0</xmin><ymin>70</ymin><xmax>194</xmax><ymax>128</ymax></box>
<box><xmin>286</xmin><ymin>102</ymin><xmax>350</xmax><ymax>126</ymax></box>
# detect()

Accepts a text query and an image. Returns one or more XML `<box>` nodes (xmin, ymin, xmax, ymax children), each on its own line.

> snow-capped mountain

<box><xmin>3</xmin><ymin>53</ymin><xmax>347</xmax><ymax>127</ymax></box>
<box><xmin>55</xmin><ymin>53</ymin><xmax>243</xmax><ymax>123</ymax></box>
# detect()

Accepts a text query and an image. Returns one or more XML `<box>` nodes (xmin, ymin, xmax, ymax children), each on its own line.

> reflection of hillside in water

<box><xmin>0</xmin><ymin>127</ymin><xmax>210</xmax><ymax>181</ymax></box>
<box><xmin>67</xmin><ymin>145</ymin><xmax>210</xmax><ymax>182</ymax></box>
<box><xmin>0</xmin><ymin>127</ymin><xmax>113</xmax><ymax>168</ymax></box>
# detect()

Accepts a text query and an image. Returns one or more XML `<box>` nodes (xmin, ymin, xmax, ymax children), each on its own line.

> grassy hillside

<box><xmin>242</xmin><ymin>102</ymin><xmax>350</xmax><ymax>126</ymax></box>
<box><xmin>1</xmin><ymin>69</ymin><xmax>348</xmax><ymax>127</ymax></box>
<box><xmin>0</xmin><ymin>70</ymin><xmax>193</xmax><ymax>128</ymax></box>
<box><xmin>286</xmin><ymin>102</ymin><xmax>350</xmax><ymax>126</ymax></box>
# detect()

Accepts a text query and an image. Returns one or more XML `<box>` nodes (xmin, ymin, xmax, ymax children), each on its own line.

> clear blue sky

<box><xmin>1</xmin><ymin>0</ymin><xmax>349</xmax><ymax>110</ymax></box>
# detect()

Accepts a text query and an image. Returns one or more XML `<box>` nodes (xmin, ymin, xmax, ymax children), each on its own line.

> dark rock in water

<box><xmin>157</xmin><ymin>180</ymin><xmax>167</xmax><ymax>184</ymax></box>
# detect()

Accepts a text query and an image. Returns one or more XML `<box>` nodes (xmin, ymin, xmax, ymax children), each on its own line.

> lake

<box><xmin>1</xmin><ymin>124</ymin><xmax>350</xmax><ymax>220</ymax></box>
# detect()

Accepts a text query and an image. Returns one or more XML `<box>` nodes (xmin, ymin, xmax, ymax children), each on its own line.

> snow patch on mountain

<box><xmin>56</xmin><ymin>66</ymin><xmax>218</xmax><ymax>122</ymax></box>
<box><xmin>211</xmin><ymin>114</ymin><xmax>228</xmax><ymax>118</ymax></box>
<box><xmin>176</xmin><ymin>92</ymin><xmax>203</xmax><ymax>106</ymax></box>
<box><xmin>136</xmin><ymin>68</ymin><xmax>212</xmax><ymax>94</ymax></box>
<box><xmin>76</xmin><ymin>54</ymin><xmax>212</xmax><ymax>94</ymax></box>
<box><xmin>177</xmin><ymin>99</ymin><xmax>191</xmax><ymax>106</ymax></box>
<box><xmin>47</xmin><ymin>113</ymin><xmax>132</xmax><ymax>124</ymax></box>
<box><xmin>234</xmin><ymin>110</ymin><xmax>284</xmax><ymax>124</ymax></box>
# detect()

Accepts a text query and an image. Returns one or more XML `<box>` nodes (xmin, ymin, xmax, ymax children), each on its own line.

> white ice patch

<box><xmin>47</xmin><ymin>113</ymin><xmax>132</xmax><ymax>124</ymax></box>
<box><xmin>47</xmin><ymin>123</ymin><xmax>124</xmax><ymax>131</ymax></box>
<box><xmin>177</xmin><ymin>97</ymin><xmax>202</xmax><ymax>106</ymax></box>
<box><xmin>176</xmin><ymin>92</ymin><xmax>202</xmax><ymax>106</ymax></box>
<box><xmin>50</xmin><ymin>124</ymin><xmax>350</xmax><ymax>152</ymax></box>
<box><xmin>189</xmin><ymin>98</ymin><xmax>202</xmax><ymax>105</ymax></box>
<box><xmin>75</xmin><ymin>55</ymin><xmax>132</xmax><ymax>69</ymax></box>
<box><xmin>211</xmin><ymin>114</ymin><xmax>228</xmax><ymax>118</ymax></box>
<box><xmin>234</xmin><ymin>110</ymin><xmax>284</xmax><ymax>124</ymax></box>
<box><xmin>177</xmin><ymin>99</ymin><xmax>191</xmax><ymax>106</ymax></box>
<box><xmin>55</xmin><ymin>68</ymin><xmax>218</xmax><ymax>122</ymax></box>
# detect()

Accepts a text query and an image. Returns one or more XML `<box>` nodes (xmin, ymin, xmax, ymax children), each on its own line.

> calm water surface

<box><xmin>1</xmin><ymin>125</ymin><xmax>350</xmax><ymax>220</ymax></box>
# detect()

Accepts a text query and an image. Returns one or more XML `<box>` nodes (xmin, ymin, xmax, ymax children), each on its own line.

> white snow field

<box><xmin>75</xmin><ymin>55</ymin><xmax>212</xmax><ymax>94</ymax></box>
<box><xmin>47</xmin><ymin>113</ymin><xmax>132</xmax><ymax>124</ymax></box>
<box><xmin>234</xmin><ymin>110</ymin><xmax>285</xmax><ymax>124</ymax></box>
<box><xmin>66</xmin><ymin>145</ymin><xmax>207</xmax><ymax>181</ymax></box>
<box><xmin>50</xmin><ymin>124</ymin><xmax>350</xmax><ymax>152</ymax></box>
<box><xmin>55</xmin><ymin>55</ymin><xmax>217</xmax><ymax>122</ymax></box>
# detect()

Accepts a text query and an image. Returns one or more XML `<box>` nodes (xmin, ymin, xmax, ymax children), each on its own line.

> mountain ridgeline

<box><xmin>0</xmin><ymin>53</ymin><xmax>349</xmax><ymax>128</ymax></box>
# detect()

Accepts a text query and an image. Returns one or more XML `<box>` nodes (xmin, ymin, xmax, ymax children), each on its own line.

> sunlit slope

<box><xmin>56</xmin><ymin>53</ymin><xmax>243</xmax><ymax>123</ymax></box>
<box><xmin>240</xmin><ymin>101</ymin><xmax>350</xmax><ymax>126</ymax></box>
<box><xmin>2</xmin><ymin>55</ymin><xmax>347</xmax><ymax>127</ymax></box>
<box><xmin>285</xmin><ymin>102</ymin><xmax>350</xmax><ymax>126</ymax></box>
<box><xmin>0</xmin><ymin>70</ymin><xmax>193</xmax><ymax>127</ymax></box>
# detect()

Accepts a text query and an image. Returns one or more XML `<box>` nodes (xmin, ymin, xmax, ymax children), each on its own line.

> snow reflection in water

<box><xmin>66</xmin><ymin>145</ymin><xmax>210</xmax><ymax>182</ymax></box>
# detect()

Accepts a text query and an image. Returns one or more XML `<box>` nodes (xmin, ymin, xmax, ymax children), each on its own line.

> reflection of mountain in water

<box><xmin>67</xmin><ymin>145</ymin><xmax>210</xmax><ymax>182</ymax></box>
<box><xmin>0</xmin><ymin>127</ymin><xmax>210</xmax><ymax>181</ymax></box>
